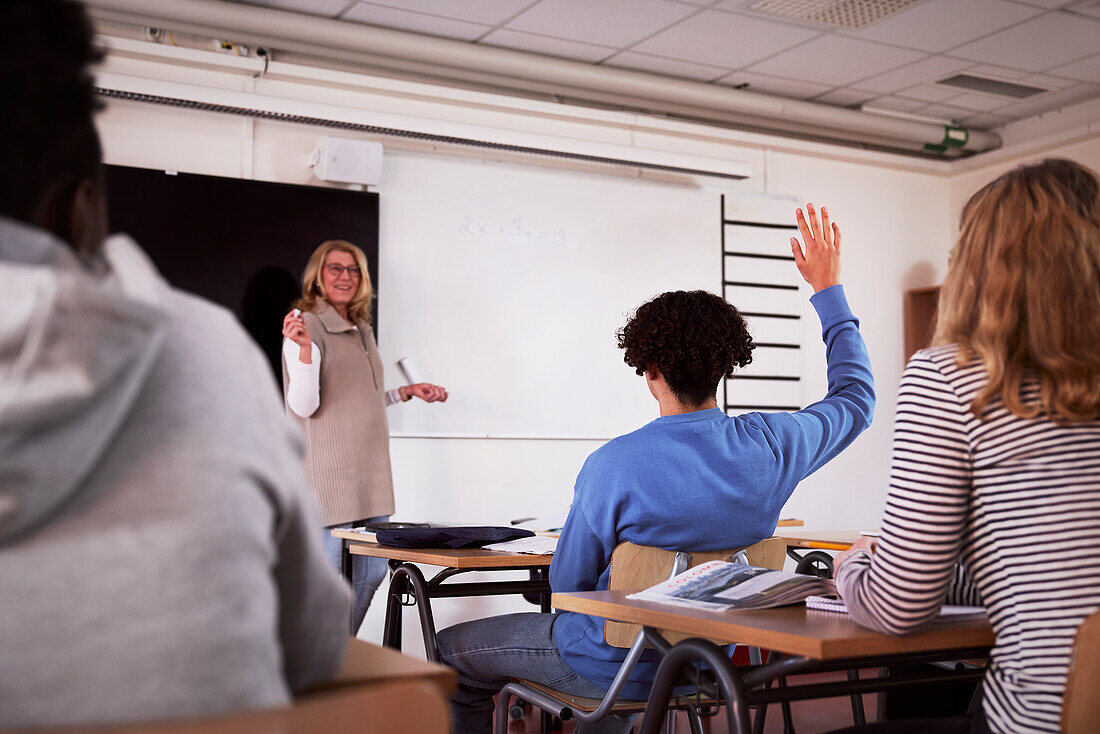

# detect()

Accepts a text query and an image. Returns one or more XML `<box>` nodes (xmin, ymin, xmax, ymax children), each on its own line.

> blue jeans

<box><xmin>322</xmin><ymin>516</ymin><xmax>389</xmax><ymax>635</ymax></box>
<box><xmin>437</xmin><ymin>612</ymin><xmax>636</xmax><ymax>734</ymax></box>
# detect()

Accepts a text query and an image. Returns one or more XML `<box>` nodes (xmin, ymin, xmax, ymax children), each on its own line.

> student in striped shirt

<box><xmin>832</xmin><ymin>158</ymin><xmax>1100</xmax><ymax>734</ymax></box>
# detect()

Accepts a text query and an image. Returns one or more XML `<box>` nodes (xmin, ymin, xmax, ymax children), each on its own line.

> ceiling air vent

<box><xmin>936</xmin><ymin>74</ymin><xmax>1048</xmax><ymax>99</ymax></box>
<box><xmin>744</xmin><ymin>0</ymin><xmax>931</xmax><ymax>29</ymax></box>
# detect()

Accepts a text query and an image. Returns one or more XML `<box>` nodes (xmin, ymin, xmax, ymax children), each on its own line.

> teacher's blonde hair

<box><xmin>293</xmin><ymin>240</ymin><xmax>374</xmax><ymax>324</ymax></box>
<box><xmin>935</xmin><ymin>158</ymin><xmax>1100</xmax><ymax>422</ymax></box>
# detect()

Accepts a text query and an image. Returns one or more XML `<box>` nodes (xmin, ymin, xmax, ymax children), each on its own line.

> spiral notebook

<box><xmin>805</xmin><ymin>595</ymin><xmax>986</xmax><ymax>619</ymax></box>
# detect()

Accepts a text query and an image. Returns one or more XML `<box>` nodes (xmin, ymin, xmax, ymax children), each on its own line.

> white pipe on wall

<box><xmin>84</xmin><ymin>0</ymin><xmax>1001</xmax><ymax>155</ymax></box>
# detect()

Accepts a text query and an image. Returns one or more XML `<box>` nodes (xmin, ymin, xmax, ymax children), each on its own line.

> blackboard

<box><xmin>104</xmin><ymin>165</ymin><xmax>380</xmax><ymax>380</ymax></box>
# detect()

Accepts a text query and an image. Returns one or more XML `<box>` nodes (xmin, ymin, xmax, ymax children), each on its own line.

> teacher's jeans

<box><xmin>436</xmin><ymin>612</ymin><xmax>636</xmax><ymax>734</ymax></box>
<box><xmin>322</xmin><ymin>516</ymin><xmax>389</xmax><ymax>635</ymax></box>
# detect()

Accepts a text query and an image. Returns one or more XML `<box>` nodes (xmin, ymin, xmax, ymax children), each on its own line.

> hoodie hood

<box><xmin>0</xmin><ymin>216</ymin><xmax>169</xmax><ymax>544</ymax></box>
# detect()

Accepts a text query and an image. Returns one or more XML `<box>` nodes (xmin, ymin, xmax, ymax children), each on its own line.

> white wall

<box><xmin>94</xmin><ymin>38</ymin><xmax>962</xmax><ymax>649</ymax></box>
<box><xmin>949</xmin><ymin>136</ymin><xmax>1100</xmax><ymax>232</ymax></box>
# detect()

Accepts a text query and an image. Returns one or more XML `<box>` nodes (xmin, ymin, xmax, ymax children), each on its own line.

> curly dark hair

<box><xmin>0</xmin><ymin>0</ymin><xmax>103</xmax><ymax>222</ymax></box>
<box><xmin>617</xmin><ymin>290</ymin><xmax>754</xmax><ymax>406</ymax></box>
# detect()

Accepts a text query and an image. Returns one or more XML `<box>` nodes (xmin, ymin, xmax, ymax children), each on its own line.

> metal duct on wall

<box><xmin>83</xmin><ymin>0</ymin><xmax>1001</xmax><ymax>156</ymax></box>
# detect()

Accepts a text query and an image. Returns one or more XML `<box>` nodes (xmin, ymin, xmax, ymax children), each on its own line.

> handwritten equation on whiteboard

<box><xmin>458</xmin><ymin>215</ymin><xmax>568</xmax><ymax>247</ymax></box>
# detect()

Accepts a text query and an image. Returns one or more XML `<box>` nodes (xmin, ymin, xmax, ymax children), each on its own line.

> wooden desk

<box><xmin>333</xmin><ymin>530</ymin><xmax>553</xmax><ymax>662</ymax></box>
<box><xmin>772</xmin><ymin>530</ymin><xmax>862</xmax><ymax>551</ymax></box>
<box><xmin>551</xmin><ymin>591</ymin><xmax>993</xmax><ymax>734</ymax></box>
<box><xmin>331</xmin><ymin>530</ymin><xmax>555</xmax><ymax>569</ymax></box>
<box><xmin>32</xmin><ymin>640</ymin><xmax>456</xmax><ymax>734</ymax></box>
<box><xmin>325</xmin><ymin>637</ymin><xmax>456</xmax><ymax>693</ymax></box>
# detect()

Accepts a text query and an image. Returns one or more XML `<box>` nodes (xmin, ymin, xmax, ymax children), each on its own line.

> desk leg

<box><xmin>383</xmin><ymin>562</ymin><xmax>406</xmax><ymax>651</ymax></box>
<box><xmin>640</xmin><ymin>636</ymin><xmax>751</xmax><ymax>734</ymax></box>
<box><xmin>341</xmin><ymin>539</ymin><xmax>353</xmax><ymax>583</ymax></box>
<box><xmin>386</xmin><ymin>563</ymin><xmax>442</xmax><ymax>663</ymax></box>
<box><xmin>752</xmin><ymin>651</ymin><xmax>796</xmax><ymax>734</ymax></box>
<box><xmin>847</xmin><ymin>668</ymin><xmax>866</xmax><ymax>725</ymax></box>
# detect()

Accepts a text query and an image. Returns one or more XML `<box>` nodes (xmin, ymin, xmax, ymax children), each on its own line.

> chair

<box><xmin>496</xmin><ymin>537</ymin><xmax>787</xmax><ymax>734</ymax></box>
<box><xmin>1062</xmin><ymin>610</ymin><xmax>1100</xmax><ymax>734</ymax></box>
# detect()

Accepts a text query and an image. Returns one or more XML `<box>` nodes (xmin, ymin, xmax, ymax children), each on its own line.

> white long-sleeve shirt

<box><xmin>282</xmin><ymin>337</ymin><xmax>403</xmax><ymax>417</ymax></box>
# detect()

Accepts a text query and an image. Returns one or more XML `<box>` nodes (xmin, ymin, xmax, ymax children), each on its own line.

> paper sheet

<box><xmin>482</xmin><ymin>535</ymin><xmax>559</xmax><ymax>555</ymax></box>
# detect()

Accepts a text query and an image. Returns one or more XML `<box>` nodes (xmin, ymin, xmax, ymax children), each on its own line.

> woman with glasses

<box><xmin>281</xmin><ymin>239</ymin><xmax>448</xmax><ymax>634</ymax></box>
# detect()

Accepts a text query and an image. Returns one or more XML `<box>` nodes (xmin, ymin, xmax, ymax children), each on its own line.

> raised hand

<box><xmin>404</xmin><ymin>383</ymin><xmax>449</xmax><ymax>403</ymax></box>
<box><xmin>791</xmin><ymin>203</ymin><xmax>841</xmax><ymax>293</ymax></box>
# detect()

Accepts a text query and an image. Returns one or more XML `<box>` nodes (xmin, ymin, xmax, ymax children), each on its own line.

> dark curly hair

<box><xmin>617</xmin><ymin>290</ymin><xmax>754</xmax><ymax>406</ymax></box>
<box><xmin>0</xmin><ymin>0</ymin><xmax>103</xmax><ymax>222</ymax></box>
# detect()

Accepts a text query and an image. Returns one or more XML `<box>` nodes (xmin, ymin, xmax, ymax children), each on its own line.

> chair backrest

<box><xmin>7</xmin><ymin>679</ymin><xmax>450</xmax><ymax>734</ymax></box>
<box><xmin>604</xmin><ymin>537</ymin><xmax>787</xmax><ymax>648</ymax></box>
<box><xmin>1062</xmin><ymin>610</ymin><xmax>1100</xmax><ymax>734</ymax></box>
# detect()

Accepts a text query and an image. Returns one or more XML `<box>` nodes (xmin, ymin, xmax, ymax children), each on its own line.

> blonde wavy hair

<box><xmin>935</xmin><ymin>158</ymin><xmax>1100</xmax><ymax>422</ymax></box>
<box><xmin>292</xmin><ymin>239</ymin><xmax>374</xmax><ymax>324</ymax></box>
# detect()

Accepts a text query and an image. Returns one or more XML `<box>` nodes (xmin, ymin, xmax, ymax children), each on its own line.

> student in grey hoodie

<box><xmin>0</xmin><ymin>0</ymin><xmax>352</xmax><ymax>727</ymax></box>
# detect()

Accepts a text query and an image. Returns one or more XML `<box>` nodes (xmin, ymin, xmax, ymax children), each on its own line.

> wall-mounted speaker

<box><xmin>309</xmin><ymin>136</ymin><xmax>384</xmax><ymax>186</ymax></box>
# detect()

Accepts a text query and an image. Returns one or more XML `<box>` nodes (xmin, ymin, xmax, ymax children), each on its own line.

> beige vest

<box><xmin>283</xmin><ymin>303</ymin><xmax>395</xmax><ymax>526</ymax></box>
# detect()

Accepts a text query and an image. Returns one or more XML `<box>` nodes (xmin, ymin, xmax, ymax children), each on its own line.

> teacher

<box><xmin>281</xmin><ymin>239</ymin><xmax>447</xmax><ymax>633</ymax></box>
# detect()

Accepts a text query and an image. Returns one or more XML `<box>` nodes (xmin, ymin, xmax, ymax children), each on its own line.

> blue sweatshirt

<box><xmin>549</xmin><ymin>285</ymin><xmax>875</xmax><ymax>699</ymax></box>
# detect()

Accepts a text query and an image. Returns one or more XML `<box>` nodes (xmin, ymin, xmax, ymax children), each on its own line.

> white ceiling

<box><xmin>232</xmin><ymin>0</ymin><xmax>1100</xmax><ymax>133</ymax></box>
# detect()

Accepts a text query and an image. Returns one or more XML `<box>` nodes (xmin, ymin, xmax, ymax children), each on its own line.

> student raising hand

<box><xmin>791</xmin><ymin>202</ymin><xmax>841</xmax><ymax>293</ymax></box>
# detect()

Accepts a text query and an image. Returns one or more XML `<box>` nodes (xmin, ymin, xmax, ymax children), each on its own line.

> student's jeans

<box><xmin>436</xmin><ymin>612</ymin><xmax>636</xmax><ymax>734</ymax></box>
<box><xmin>322</xmin><ymin>516</ymin><xmax>389</xmax><ymax>635</ymax></box>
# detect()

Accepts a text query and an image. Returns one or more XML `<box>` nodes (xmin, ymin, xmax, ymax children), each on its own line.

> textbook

<box><xmin>627</xmin><ymin>561</ymin><xmax>836</xmax><ymax>612</ymax></box>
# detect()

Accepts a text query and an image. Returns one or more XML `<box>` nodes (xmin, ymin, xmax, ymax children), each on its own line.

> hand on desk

<box><xmin>402</xmin><ymin>383</ymin><xmax>449</xmax><ymax>403</ymax></box>
<box><xmin>834</xmin><ymin>535</ymin><xmax>876</xmax><ymax>572</ymax></box>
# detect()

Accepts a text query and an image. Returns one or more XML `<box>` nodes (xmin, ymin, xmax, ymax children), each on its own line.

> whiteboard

<box><xmin>376</xmin><ymin>152</ymin><xmax>721</xmax><ymax>438</ymax></box>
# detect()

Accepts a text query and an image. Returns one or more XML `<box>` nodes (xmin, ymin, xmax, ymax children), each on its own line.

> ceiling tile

<box><xmin>1048</xmin><ymin>53</ymin><xmax>1100</xmax><ymax>81</ymax></box>
<box><xmin>715</xmin><ymin>71</ymin><xmax>833</xmax><ymax>99</ymax></box>
<box><xmin>358</xmin><ymin>0</ymin><xmax>536</xmax><ymax>25</ymax></box>
<box><xmin>896</xmin><ymin>84</ymin><xmax>962</xmax><ymax>102</ymax></box>
<box><xmin>235</xmin><ymin>0</ymin><xmax>352</xmax><ymax>15</ymax></box>
<box><xmin>956</xmin><ymin>112</ymin><xmax>1014</xmax><ymax>128</ymax></box>
<box><xmin>812</xmin><ymin>88</ymin><xmax>877</xmax><ymax>107</ymax></box>
<box><xmin>911</xmin><ymin>102</ymin><xmax>975</xmax><ymax>122</ymax></box>
<box><xmin>505</xmin><ymin>0</ymin><xmax>698</xmax><ymax>47</ymax></box>
<box><xmin>852</xmin><ymin>54</ymin><xmax>974</xmax><ymax>93</ymax></box>
<box><xmin>949</xmin><ymin>12</ymin><xmax>1100</xmax><ymax>71</ymax></box>
<box><xmin>841</xmin><ymin>0</ymin><xmax>1042</xmax><ymax>53</ymax></box>
<box><xmin>632</xmin><ymin>10</ymin><xmax>819</xmax><ymax>69</ymax></box>
<box><xmin>965</xmin><ymin>63</ymin><xmax>1030</xmax><ymax>79</ymax></box>
<box><xmin>998</xmin><ymin>82</ymin><xmax>1100</xmax><ymax>118</ymax></box>
<box><xmin>747</xmin><ymin>35</ymin><xmax>926</xmax><ymax>87</ymax></box>
<box><xmin>603</xmin><ymin>51</ymin><xmax>730</xmax><ymax>81</ymax></box>
<box><xmin>481</xmin><ymin>29</ymin><xmax>615</xmax><ymax>62</ymax></box>
<box><xmin>1013</xmin><ymin>0</ymin><xmax>1075</xmax><ymax>7</ymax></box>
<box><xmin>1020</xmin><ymin>72</ymin><xmax>1078</xmax><ymax>89</ymax></box>
<box><xmin>942</xmin><ymin>92</ymin><xmax>1014</xmax><ymax>111</ymax></box>
<box><xmin>343</xmin><ymin>3</ymin><xmax>491</xmax><ymax>39</ymax></box>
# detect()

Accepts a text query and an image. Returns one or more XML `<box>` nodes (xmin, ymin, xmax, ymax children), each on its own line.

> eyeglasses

<box><xmin>325</xmin><ymin>264</ymin><xmax>362</xmax><ymax>278</ymax></box>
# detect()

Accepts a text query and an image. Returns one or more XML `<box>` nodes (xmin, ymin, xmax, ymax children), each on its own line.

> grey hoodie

<box><xmin>0</xmin><ymin>216</ymin><xmax>351</xmax><ymax>726</ymax></box>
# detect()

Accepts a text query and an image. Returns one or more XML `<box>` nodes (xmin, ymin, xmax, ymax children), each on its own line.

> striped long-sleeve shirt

<box><xmin>836</xmin><ymin>344</ymin><xmax>1100</xmax><ymax>734</ymax></box>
